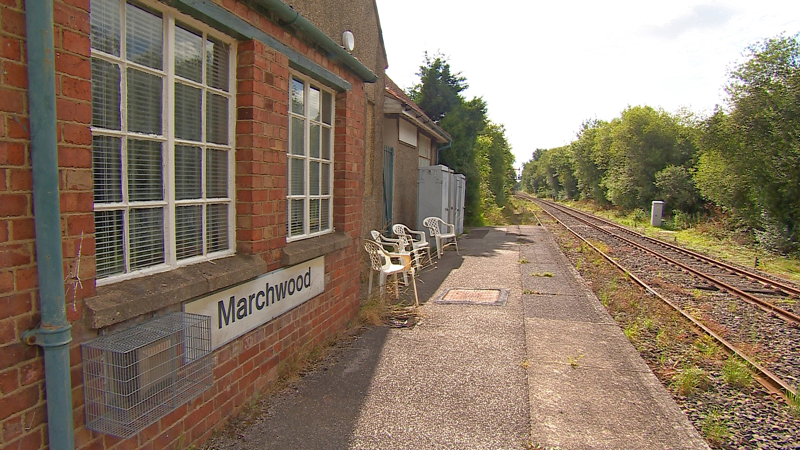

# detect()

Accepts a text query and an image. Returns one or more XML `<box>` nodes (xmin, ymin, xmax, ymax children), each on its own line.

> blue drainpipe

<box><xmin>21</xmin><ymin>1</ymin><xmax>75</xmax><ymax>449</ymax></box>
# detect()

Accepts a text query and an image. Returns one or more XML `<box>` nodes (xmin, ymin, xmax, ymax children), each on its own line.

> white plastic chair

<box><xmin>423</xmin><ymin>216</ymin><xmax>459</xmax><ymax>259</ymax></box>
<box><xmin>392</xmin><ymin>223</ymin><xmax>433</xmax><ymax>270</ymax></box>
<box><xmin>370</xmin><ymin>230</ymin><xmax>403</xmax><ymax>252</ymax></box>
<box><xmin>363</xmin><ymin>239</ymin><xmax>419</xmax><ymax>306</ymax></box>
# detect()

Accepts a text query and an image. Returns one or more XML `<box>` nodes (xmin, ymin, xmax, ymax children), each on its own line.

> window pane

<box><xmin>125</xmin><ymin>2</ymin><xmax>162</xmax><ymax>70</ymax></box>
<box><xmin>310</xmin><ymin>161</ymin><xmax>319</xmax><ymax>196</ymax></box>
<box><xmin>127</xmin><ymin>139</ymin><xmax>163</xmax><ymax>201</ymax></box>
<box><xmin>322</xmin><ymin>127</ymin><xmax>331</xmax><ymax>160</ymax></box>
<box><xmin>290</xmin><ymin>157</ymin><xmax>304</xmax><ymax>196</ymax></box>
<box><xmin>127</xmin><ymin>68</ymin><xmax>162</xmax><ymax>134</ymax></box>
<box><xmin>310</xmin><ymin>124</ymin><xmax>320</xmax><ymax>159</ymax></box>
<box><xmin>175</xmin><ymin>82</ymin><xmax>201</xmax><ymax>141</ymax></box>
<box><xmin>291</xmin><ymin>117</ymin><xmax>304</xmax><ymax>155</ymax></box>
<box><xmin>322</xmin><ymin>91</ymin><xmax>332</xmax><ymax>125</ymax></box>
<box><xmin>91</xmin><ymin>58</ymin><xmax>121</xmax><ymax>130</ymax></box>
<box><xmin>206</xmin><ymin>37</ymin><xmax>229</xmax><ymax>91</ymax></box>
<box><xmin>130</xmin><ymin>207</ymin><xmax>164</xmax><ymax>269</ymax></box>
<box><xmin>206</xmin><ymin>203</ymin><xmax>228</xmax><ymax>253</ymax></box>
<box><xmin>93</xmin><ymin>135</ymin><xmax>122</xmax><ymax>203</ymax></box>
<box><xmin>90</xmin><ymin>0</ymin><xmax>120</xmax><ymax>55</ymax></box>
<box><xmin>176</xmin><ymin>205</ymin><xmax>202</xmax><ymax>259</ymax></box>
<box><xmin>175</xmin><ymin>24</ymin><xmax>202</xmax><ymax>82</ymax></box>
<box><xmin>206</xmin><ymin>92</ymin><xmax>228</xmax><ymax>145</ymax></box>
<box><xmin>309</xmin><ymin>87</ymin><xmax>320</xmax><ymax>122</ymax></box>
<box><xmin>309</xmin><ymin>199</ymin><xmax>320</xmax><ymax>233</ymax></box>
<box><xmin>290</xmin><ymin>78</ymin><xmax>304</xmax><ymax>115</ymax></box>
<box><xmin>175</xmin><ymin>145</ymin><xmax>201</xmax><ymax>200</ymax></box>
<box><xmin>95</xmin><ymin>210</ymin><xmax>124</xmax><ymax>278</ymax></box>
<box><xmin>320</xmin><ymin>199</ymin><xmax>329</xmax><ymax>230</ymax></box>
<box><xmin>289</xmin><ymin>199</ymin><xmax>304</xmax><ymax>237</ymax></box>
<box><xmin>206</xmin><ymin>149</ymin><xmax>228</xmax><ymax>198</ymax></box>
<box><xmin>321</xmin><ymin>162</ymin><xmax>330</xmax><ymax>195</ymax></box>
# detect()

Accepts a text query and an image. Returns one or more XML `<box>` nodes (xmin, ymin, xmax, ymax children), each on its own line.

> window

<box><xmin>90</xmin><ymin>0</ymin><xmax>235</xmax><ymax>283</ymax></box>
<box><xmin>287</xmin><ymin>75</ymin><xmax>334</xmax><ymax>240</ymax></box>
<box><xmin>418</xmin><ymin>135</ymin><xmax>431</xmax><ymax>168</ymax></box>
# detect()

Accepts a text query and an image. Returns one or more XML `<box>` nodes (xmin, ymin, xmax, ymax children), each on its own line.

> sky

<box><xmin>374</xmin><ymin>0</ymin><xmax>800</xmax><ymax>170</ymax></box>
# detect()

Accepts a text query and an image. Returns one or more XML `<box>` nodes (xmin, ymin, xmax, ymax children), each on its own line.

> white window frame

<box><xmin>91</xmin><ymin>0</ymin><xmax>237</xmax><ymax>285</ymax></box>
<box><xmin>418</xmin><ymin>134</ymin><xmax>431</xmax><ymax>168</ymax></box>
<box><xmin>287</xmin><ymin>72</ymin><xmax>335</xmax><ymax>242</ymax></box>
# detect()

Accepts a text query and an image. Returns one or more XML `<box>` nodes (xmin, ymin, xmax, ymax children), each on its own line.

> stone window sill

<box><xmin>281</xmin><ymin>232</ymin><xmax>351</xmax><ymax>266</ymax></box>
<box><xmin>85</xmin><ymin>254</ymin><xmax>268</xmax><ymax>329</ymax></box>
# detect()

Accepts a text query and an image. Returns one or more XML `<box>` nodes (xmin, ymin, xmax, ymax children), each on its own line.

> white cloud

<box><xmin>376</xmin><ymin>0</ymin><xmax>800</xmax><ymax>167</ymax></box>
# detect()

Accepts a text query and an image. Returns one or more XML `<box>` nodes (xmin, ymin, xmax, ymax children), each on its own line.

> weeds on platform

<box><xmin>356</xmin><ymin>290</ymin><xmax>420</xmax><ymax>328</ymax></box>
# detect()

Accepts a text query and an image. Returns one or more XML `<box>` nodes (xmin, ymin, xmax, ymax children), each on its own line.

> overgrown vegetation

<box><xmin>529</xmin><ymin>197</ymin><xmax>800</xmax><ymax>448</ymax></box>
<box><xmin>408</xmin><ymin>53</ymin><xmax>516</xmax><ymax>226</ymax></box>
<box><xmin>521</xmin><ymin>33</ymin><xmax>800</xmax><ymax>255</ymax></box>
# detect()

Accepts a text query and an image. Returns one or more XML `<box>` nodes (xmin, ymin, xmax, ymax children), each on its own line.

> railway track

<box><xmin>517</xmin><ymin>193</ymin><xmax>799</xmax><ymax>398</ymax></box>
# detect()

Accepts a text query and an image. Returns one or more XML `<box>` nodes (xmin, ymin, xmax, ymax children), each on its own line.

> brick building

<box><xmin>0</xmin><ymin>0</ymin><xmax>385</xmax><ymax>448</ymax></box>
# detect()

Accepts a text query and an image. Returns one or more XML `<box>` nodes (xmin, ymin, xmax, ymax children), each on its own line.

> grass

<box><xmin>567</xmin><ymin>354</ymin><xmax>584</xmax><ymax>367</ymax></box>
<box><xmin>671</xmin><ymin>366</ymin><xmax>708</xmax><ymax>397</ymax></box>
<box><xmin>721</xmin><ymin>357</ymin><xmax>753</xmax><ymax>388</ymax></box>
<box><xmin>701</xmin><ymin>408</ymin><xmax>730</xmax><ymax>445</ymax></box>
<box><xmin>692</xmin><ymin>335</ymin><xmax>721</xmax><ymax>359</ymax></box>
<box><xmin>623</xmin><ymin>322</ymin><xmax>640</xmax><ymax>340</ymax></box>
<box><xmin>530</xmin><ymin>272</ymin><xmax>554</xmax><ymax>277</ymax></box>
<box><xmin>787</xmin><ymin>390</ymin><xmax>800</xmax><ymax>417</ymax></box>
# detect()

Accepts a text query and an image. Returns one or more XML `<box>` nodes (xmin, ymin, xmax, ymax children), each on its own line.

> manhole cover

<box><xmin>435</xmin><ymin>288</ymin><xmax>509</xmax><ymax>306</ymax></box>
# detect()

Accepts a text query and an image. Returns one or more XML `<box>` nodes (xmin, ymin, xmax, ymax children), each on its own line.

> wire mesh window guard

<box><xmin>81</xmin><ymin>312</ymin><xmax>212</xmax><ymax>438</ymax></box>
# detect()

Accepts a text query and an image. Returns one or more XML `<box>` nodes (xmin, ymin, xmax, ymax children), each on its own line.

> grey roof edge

<box><xmin>166</xmin><ymin>0</ymin><xmax>354</xmax><ymax>91</ymax></box>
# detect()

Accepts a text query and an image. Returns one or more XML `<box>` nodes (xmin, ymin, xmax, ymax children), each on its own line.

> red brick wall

<box><xmin>0</xmin><ymin>0</ymin><xmax>367</xmax><ymax>448</ymax></box>
<box><xmin>2</xmin><ymin>0</ymin><xmax>96</xmax><ymax>448</ymax></box>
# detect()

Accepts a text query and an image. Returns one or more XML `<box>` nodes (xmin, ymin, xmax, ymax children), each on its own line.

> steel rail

<box><xmin>542</xmin><ymin>198</ymin><xmax>800</xmax><ymax>299</ymax></box>
<box><xmin>523</xmin><ymin>194</ymin><xmax>797</xmax><ymax>398</ymax></box>
<box><xmin>534</xmin><ymin>198</ymin><xmax>800</xmax><ymax>324</ymax></box>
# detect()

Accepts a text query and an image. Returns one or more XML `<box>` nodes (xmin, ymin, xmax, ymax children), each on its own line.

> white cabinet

<box><xmin>417</xmin><ymin>165</ymin><xmax>465</xmax><ymax>238</ymax></box>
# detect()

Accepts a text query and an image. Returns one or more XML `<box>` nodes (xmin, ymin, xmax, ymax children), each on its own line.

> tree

<box><xmin>476</xmin><ymin>123</ymin><xmax>515</xmax><ymax>207</ymax></box>
<box><xmin>408</xmin><ymin>52</ymin><xmax>468</xmax><ymax>122</ymax></box>
<box><xmin>695</xmin><ymin>34</ymin><xmax>800</xmax><ymax>251</ymax></box>
<box><xmin>408</xmin><ymin>54</ymin><xmax>488</xmax><ymax>225</ymax></box>
<box><xmin>569</xmin><ymin>119</ymin><xmax>608</xmax><ymax>203</ymax></box>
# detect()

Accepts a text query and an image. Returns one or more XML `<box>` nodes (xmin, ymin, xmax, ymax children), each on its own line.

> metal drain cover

<box><xmin>435</xmin><ymin>288</ymin><xmax>509</xmax><ymax>306</ymax></box>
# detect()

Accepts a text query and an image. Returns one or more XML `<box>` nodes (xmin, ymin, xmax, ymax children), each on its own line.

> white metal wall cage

<box><xmin>81</xmin><ymin>312</ymin><xmax>213</xmax><ymax>438</ymax></box>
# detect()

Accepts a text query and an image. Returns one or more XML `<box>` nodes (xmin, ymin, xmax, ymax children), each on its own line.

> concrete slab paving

<box><xmin>205</xmin><ymin>225</ymin><xmax>709</xmax><ymax>450</ymax></box>
<box><xmin>516</xmin><ymin>225</ymin><xmax>709</xmax><ymax>450</ymax></box>
<box><xmin>524</xmin><ymin>294</ymin><xmax>615</xmax><ymax>324</ymax></box>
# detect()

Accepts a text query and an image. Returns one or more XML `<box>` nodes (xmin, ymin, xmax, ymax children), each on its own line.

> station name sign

<box><xmin>185</xmin><ymin>256</ymin><xmax>325</xmax><ymax>349</ymax></box>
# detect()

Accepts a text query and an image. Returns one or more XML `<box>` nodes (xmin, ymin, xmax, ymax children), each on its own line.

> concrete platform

<box><xmin>206</xmin><ymin>226</ymin><xmax>709</xmax><ymax>450</ymax></box>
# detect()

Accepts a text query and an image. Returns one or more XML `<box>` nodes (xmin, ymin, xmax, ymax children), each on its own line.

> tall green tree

<box><xmin>408</xmin><ymin>52</ymin><xmax>468</xmax><ymax>122</ymax></box>
<box><xmin>601</xmin><ymin>106</ymin><xmax>696</xmax><ymax>210</ymax></box>
<box><xmin>695</xmin><ymin>34</ymin><xmax>800</xmax><ymax>250</ymax></box>
<box><xmin>476</xmin><ymin>123</ymin><xmax>516</xmax><ymax>207</ymax></box>
<box><xmin>409</xmin><ymin>54</ymin><xmax>488</xmax><ymax>225</ymax></box>
<box><xmin>569</xmin><ymin>119</ymin><xmax>608</xmax><ymax>203</ymax></box>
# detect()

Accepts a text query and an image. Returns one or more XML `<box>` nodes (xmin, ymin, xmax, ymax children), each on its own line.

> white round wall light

<box><xmin>342</xmin><ymin>30</ymin><xmax>355</xmax><ymax>52</ymax></box>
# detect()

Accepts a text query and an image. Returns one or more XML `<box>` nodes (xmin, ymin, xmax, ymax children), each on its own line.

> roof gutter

<box><xmin>251</xmin><ymin>0</ymin><xmax>378</xmax><ymax>83</ymax></box>
<box><xmin>21</xmin><ymin>1</ymin><xmax>74</xmax><ymax>449</ymax></box>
